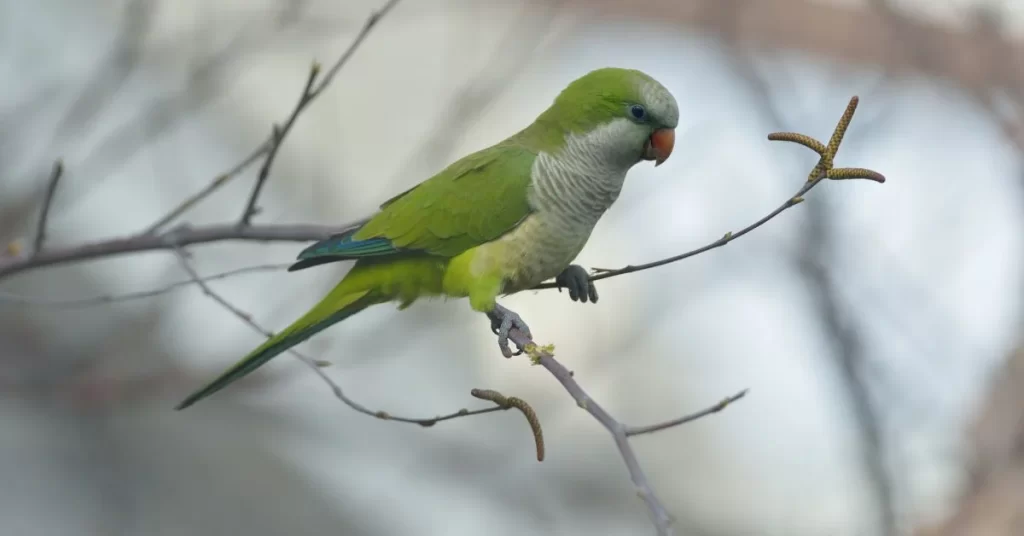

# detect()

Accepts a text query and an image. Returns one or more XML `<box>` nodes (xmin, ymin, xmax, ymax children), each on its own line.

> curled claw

<box><xmin>555</xmin><ymin>264</ymin><xmax>598</xmax><ymax>304</ymax></box>
<box><xmin>487</xmin><ymin>303</ymin><xmax>532</xmax><ymax>358</ymax></box>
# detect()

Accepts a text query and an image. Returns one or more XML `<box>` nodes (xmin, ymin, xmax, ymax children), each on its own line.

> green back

<box><xmin>289</xmin><ymin>140</ymin><xmax>536</xmax><ymax>271</ymax></box>
<box><xmin>354</xmin><ymin>140</ymin><xmax>536</xmax><ymax>257</ymax></box>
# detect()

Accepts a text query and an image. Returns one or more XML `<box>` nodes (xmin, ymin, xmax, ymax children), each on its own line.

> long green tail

<box><xmin>175</xmin><ymin>286</ymin><xmax>381</xmax><ymax>410</ymax></box>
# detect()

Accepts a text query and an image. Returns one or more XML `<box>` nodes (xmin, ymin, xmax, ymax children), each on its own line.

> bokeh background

<box><xmin>3</xmin><ymin>0</ymin><xmax>1024</xmax><ymax>534</ymax></box>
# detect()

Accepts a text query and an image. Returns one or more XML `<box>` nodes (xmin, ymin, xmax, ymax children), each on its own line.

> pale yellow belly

<box><xmin>470</xmin><ymin>213</ymin><xmax>592</xmax><ymax>293</ymax></box>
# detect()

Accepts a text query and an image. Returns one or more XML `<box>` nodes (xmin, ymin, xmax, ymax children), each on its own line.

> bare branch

<box><xmin>580</xmin><ymin>181</ymin><xmax>815</xmax><ymax>281</ymax></box>
<box><xmin>143</xmin><ymin>144</ymin><xmax>269</xmax><ymax>234</ymax></box>
<box><xmin>308</xmin><ymin>0</ymin><xmax>401</xmax><ymax>102</ymax></box>
<box><xmin>1</xmin><ymin>2</ymin><xmax>402</xmax><ymax>280</ymax></box>
<box><xmin>170</xmin><ymin>246</ymin><xmax>512</xmax><ymax>428</ymax></box>
<box><xmin>303</xmin><ymin>359</ymin><xmax>508</xmax><ymax>427</ymax></box>
<box><xmin>239</xmin><ymin>68</ymin><xmax>318</xmax><ymax>225</ymax></box>
<box><xmin>625</xmin><ymin>389</ymin><xmax>748</xmax><ymax>437</ymax></box>
<box><xmin>33</xmin><ymin>159</ymin><xmax>64</xmax><ymax>255</ymax></box>
<box><xmin>517</xmin><ymin>339</ymin><xmax>679</xmax><ymax>534</ymax></box>
<box><xmin>0</xmin><ymin>220</ymin><xmax>365</xmax><ymax>281</ymax></box>
<box><xmin>144</xmin><ymin>0</ymin><xmax>402</xmax><ymax>233</ymax></box>
<box><xmin>238</xmin><ymin>0</ymin><xmax>402</xmax><ymax>225</ymax></box>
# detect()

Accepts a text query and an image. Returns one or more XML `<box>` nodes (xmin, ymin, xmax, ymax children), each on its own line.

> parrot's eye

<box><xmin>629</xmin><ymin>104</ymin><xmax>647</xmax><ymax>120</ymax></box>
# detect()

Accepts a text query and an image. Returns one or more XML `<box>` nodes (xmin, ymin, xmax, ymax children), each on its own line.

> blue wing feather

<box><xmin>288</xmin><ymin>227</ymin><xmax>410</xmax><ymax>272</ymax></box>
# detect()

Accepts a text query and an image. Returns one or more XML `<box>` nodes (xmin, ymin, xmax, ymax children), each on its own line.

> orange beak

<box><xmin>643</xmin><ymin>128</ymin><xmax>675</xmax><ymax>166</ymax></box>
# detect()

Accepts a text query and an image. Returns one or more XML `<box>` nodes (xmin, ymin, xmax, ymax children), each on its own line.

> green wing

<box><xmin>289</xmin><ymin>141</ymin><xmax>536</xmax><ymax>271</ymax></box>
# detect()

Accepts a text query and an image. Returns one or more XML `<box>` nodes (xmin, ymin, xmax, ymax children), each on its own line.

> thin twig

<box><xmin>308</xmin><ymin>0</ymin><xmax>401</xmax><ymax>102</ymax></box>
<box><xmin>170</xmin><ymin>247</ymin><xmax>506</xmax><ymax>427</ymax></box>
<box><xmin>143</xmin><ymin>0</ymin><xmax>402</xmax><ymax>233</ymax></box>
<box><xmin>304</xmin><ymin>361</ymin><xmax>507</xmax><ymax>427</ymax></box>
<box><xmin>519</xmin><ymin>340</ymin><xmax>678</xmax><ymax>535</ymax></box>
<box><xmin>625</xmin><ymin>389</ymin><xmax>748</xmax><ymax>437</ymax></box>
<box><xmin>540</xmin><ymin>95</ymin><xmax>885</xmax><ymax>289</ymax></box>
<box><xmin>732</xmin><ymin>44</ymin><xmax>900</xmax><ymax>536</ymax></box>
<box><xmin>577</xmin><ymin>183</ymin><xmax>815</xmax><ymax>283</ymax></box>
<box><xmin>239</xmin><ymin>70</ymin><xmax>317</xmax><ymax>225</ymax></box>
<box><xmin>144</xmin><ymin>143</ymin><xmax>269</xmax><ymax>234</ymax></box>
<box><xmin>0</xmin><ymin>263</ymin><xmax>289</xmax><ymax>308</ymax></box>
<box><xmin>33</xmin><ymin>159</ymin><xmax>64</xmax><ymax>255</ymax></box>
<box><xmin>238</xmin><ymin>0</ymin><xmax>402</xmax><ymax>225</ymax></box>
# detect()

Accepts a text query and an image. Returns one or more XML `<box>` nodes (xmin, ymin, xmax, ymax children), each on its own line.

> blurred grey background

<box><xmin>2</xmin><ymin>0</ymin><xmax>1024</xmax><ymax>534</ymax></box>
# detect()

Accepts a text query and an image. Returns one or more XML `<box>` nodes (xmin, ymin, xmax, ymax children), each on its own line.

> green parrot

<box><xmin>176</xmin><ymin>67</ymin><xmax>678</xmax><ymax>410</ymax></box>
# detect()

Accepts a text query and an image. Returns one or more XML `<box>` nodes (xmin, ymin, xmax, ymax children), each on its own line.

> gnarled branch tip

<box><xmin>471</xmin><ymin>388</ymin><xmax>545</xmax><ymax>461</ymax></box>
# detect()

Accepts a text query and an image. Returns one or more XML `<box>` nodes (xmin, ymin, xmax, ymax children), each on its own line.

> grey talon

<box><xmin>556</xmin><ymin>264</ymin><xmax>598</xmax><ymax>304</ymax></box>
<box><xmin>488</xmin><ymin>303</ymin><xmax>532</xmax><ymax>358</ymax></box>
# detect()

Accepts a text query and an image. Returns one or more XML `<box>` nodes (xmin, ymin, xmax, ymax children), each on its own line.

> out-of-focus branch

<box><xmin>147</xmin><ymin>0</ymin><xmax>402</xmax><ymax>233</ymax></box>
<box><xmin>872</xmin><ymin>4</ymin><xmax>1024</xmax><ymax>535</ymax></box>
<box><xmin>32</xmin><ymin>159</ymin><xmax>64</xmax><ymax>255</ymax></box>
<box><xmin>39</xmin><ymin>8</ymin><xmax>312</xmax><ymax>207</ymax></box>
<box><xmin>724</xmin><ymin>38</ymin><xmax>899</xmax><ymax>535</ymax></box>
<box><xmin>0</xmin><ymin>0</ymin><xmax>400</xmax><ymax>280</ymax></box>
<box><xmin>915</xmin><ymin>348</ymin><xmax>1024</xmax><ymax>536</ymax></box>
<box><xmin>238</xmin><ymin>68</ymin><xmax>317</xmax><ymax>225</ymax></box>
<box><xmin>237</xmin><ymin>0</ymin><xmax>400</xmax><ymax>225</ymax></box>
<box><xmin>44</xmin><ymin>0</ymin><xmax>153</xmax><ymax>155</ymax></box>
<box><xmin>574</xmin><ymin>0</ymin><xmax>1024</xmax><ymax>95</ymax></box>
<box><xmin>142</xmin><ymin>143</ymin><xmax>269</xmax><ymax>235</ymax></box>
<box><xmin>799</xmin><ymin>205</ymin><xmax>898</xmax><ymax>536</ymax></box>
<box><xmin>238</xmin><ymin>0</ymin><xmax>402</xmax><ymax>225</ymax></box>
<box><xmin>391</xmin><ymin>0</ymin><xmax>563</xmax><ymax>179</ymax></box>
<box><xmin>0</xmin><ymin>263</ymin><xmax>289</xmax><ymax>308</ymax></box>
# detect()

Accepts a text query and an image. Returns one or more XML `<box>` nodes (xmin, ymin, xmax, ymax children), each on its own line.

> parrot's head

<box><xmin>537</xmin><ymin>67</ymin><xmax>679</xmax><ymax>170</ymax></box>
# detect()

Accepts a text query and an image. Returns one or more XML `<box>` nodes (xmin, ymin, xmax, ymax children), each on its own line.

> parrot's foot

<box><xmin>555</xmin><ymin>264</ymin><xmax>598</xmax><ymax>304</ymax></box>
<box><xmin>487</xmin><ymin>303</ymin><xmax>532</xmax><ymax>358</ymax></box>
